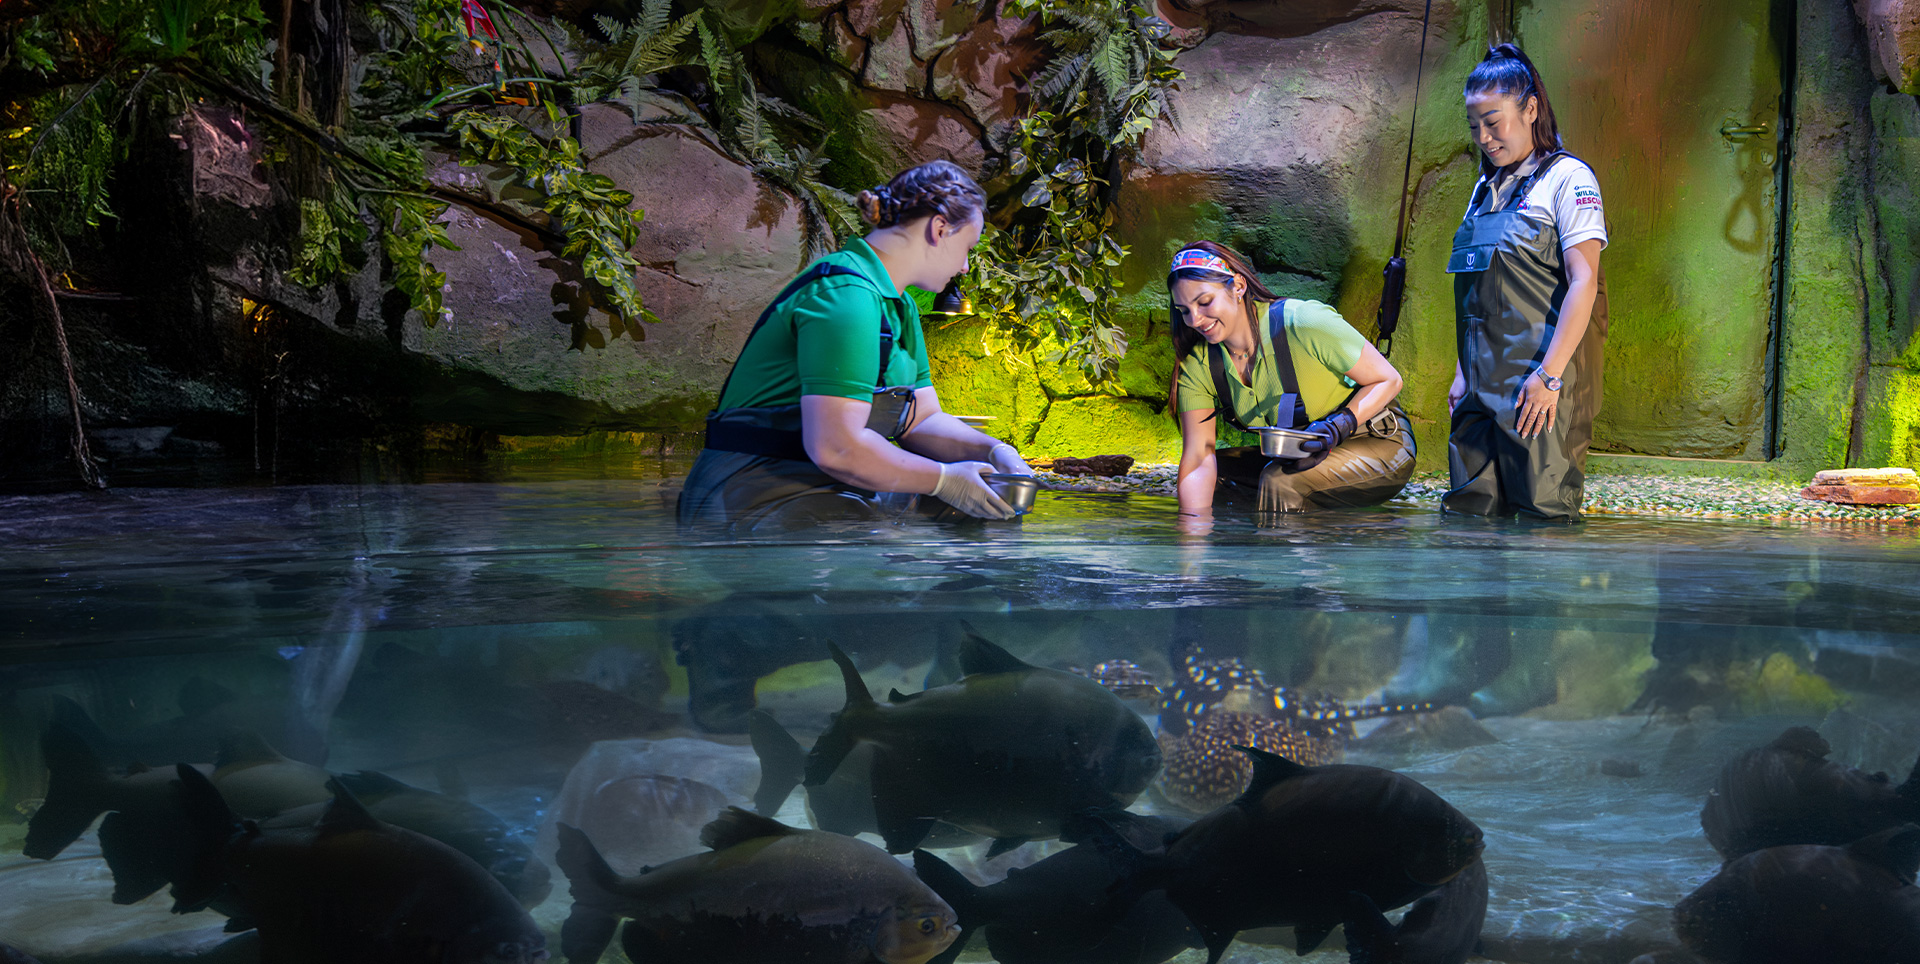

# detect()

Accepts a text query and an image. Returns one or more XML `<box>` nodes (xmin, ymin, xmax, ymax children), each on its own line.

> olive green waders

<box><xmin>1443</xmin><ymin>152</ymin><xmax>1609</xmax><ymax>521</ymax></box>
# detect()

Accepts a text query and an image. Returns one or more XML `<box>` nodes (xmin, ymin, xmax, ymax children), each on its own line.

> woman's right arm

<box><xmin>801</xmin><ymin>394</ymin><xmax>945</xmax><ymax>494</ymax></box>
<box><xmin>1176</xmin><ymin>408</ymin><xmax>1219</xmax><ymax>512</ymax></box>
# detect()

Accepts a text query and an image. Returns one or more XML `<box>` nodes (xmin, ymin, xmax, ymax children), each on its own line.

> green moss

<box><xmin>1028</xmin><ymin>395</ymin><xmax>1179</xmax><ymax>460</ymax></box>
<box><xmin>748</xmin><ymin>36</ymin><xmax>890</xmax><ymax>193</ymax></box>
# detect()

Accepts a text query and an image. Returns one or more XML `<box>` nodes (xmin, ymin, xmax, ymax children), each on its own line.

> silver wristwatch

<box><xmin>1536</xmin><ymin>371</ymin><xmax>1563</xmax><ymax>392</ymax></box>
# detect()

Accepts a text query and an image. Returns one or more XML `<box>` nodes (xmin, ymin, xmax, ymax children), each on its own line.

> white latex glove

<box><xmin>932</xmin><ymin>461</ymin><xmax>1015</xmax><ymax>520</ymax></box>
<box><xmin>988</xmin><ymin>442</ymin><xmax>1033</xmax><ymax>477</ymax></box>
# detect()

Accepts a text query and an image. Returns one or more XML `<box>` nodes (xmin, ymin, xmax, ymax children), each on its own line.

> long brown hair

<box><xmin>1464</xmin><ymin>43</ymin><xmax>1563</xmax><ymax>177</ymax></box>
<box><xmin>1165</xmin><ymin>240</ymin><xmax>1277</xmax><ymax>419</ymax></box>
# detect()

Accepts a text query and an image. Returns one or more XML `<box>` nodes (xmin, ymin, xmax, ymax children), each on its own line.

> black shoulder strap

<box><xmin>708</xmin><ymin>263</ymin><xmax>871</xmax><ymax>414</ymax></box>
<box><xmin>1204</xmin><ymin>298</ymin><xmax>1295</xmax><ymax>432</ymax></box>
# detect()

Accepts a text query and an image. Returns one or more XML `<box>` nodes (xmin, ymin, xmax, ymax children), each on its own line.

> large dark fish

<box><xmin>170</xmin><ymin>765</ymin><xmax>547</xmax><ymax>964</ymax></box>
<box><xmin>555</xmin><ymin>808</ymin><xmax>959</xmax><ymax>964</ymax></box>
<box><xmin>1342</xmin><ymin>855</ymin><xmax>1488</xmax><ymax>964</ymax></box>
<box><xmin>749</xmin><ymin>709</ymin><xmax>982</xmax><ymax>849</ymax></box>
<box><xmin>1110</xmin><ymin>747</ymin><xmax>1483</xmax><ymax>964</ymax></box>
<box><xmin>1674</xmin><ymin>824</ymin><xmax>1920</xmax><ymax>964</ymax></box>
<box><xmin>264</xmin><ymin>770</ymin><xmax>551</xmax><ymax>908</ymax></box>
<box><xmin>911</xmin><ymin>811</ymin><xmax>1199</xmax><ymax>964</ymax></box>
<box><xmin>1702</xmin><ymin>726</ymin><xmax>1920</xmax><ymax>860</ymax></box>
<box><xmin>24</xmin><ymin>718</ymin><xmax>211</xmax><ymax>863</ymax></box>
<box><xmin>804</xmin><ymin>629</ymin><xmax>1162</xmax><ymax>854</ymax></box>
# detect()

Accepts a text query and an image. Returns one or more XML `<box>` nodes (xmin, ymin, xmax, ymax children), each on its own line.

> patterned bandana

<box><xmin>1171</xmin><ymin>248</ymin><xmax>1232</xmax><ymax>275</ymax></box>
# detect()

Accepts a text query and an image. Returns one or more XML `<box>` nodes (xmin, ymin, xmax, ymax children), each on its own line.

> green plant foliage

<box><xmin>568</xmin><ymin>0</ymin><xmax>703</xmax><ymax>113</ymax></box>
<box><xmin>966</xmin><ymin>0</ymin><xmax>1183</xmax><ymax>382</ymax></box>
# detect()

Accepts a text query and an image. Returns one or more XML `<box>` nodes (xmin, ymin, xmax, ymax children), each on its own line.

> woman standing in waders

<box><xmin>1445</xmin><ymin>44</ymin><xmax>1608</xmax><ymax>520</ymax></box>
<box><xmin>678</xmin><ymin>160</ymin><xmax>1032</xmax><ymax>532</ymax></box>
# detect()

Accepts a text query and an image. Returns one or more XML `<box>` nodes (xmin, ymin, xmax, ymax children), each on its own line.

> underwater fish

<box><xmin>1070</xmin><ymin>660</ymin><xmax>1165</xmax><ymax>702</ymax></box>
<box><xmin>804</xmin><ymin>628</ymin><xmax>1162</xmax><ymax>855</ymax></box>
<box><xmin>555</xmin><ymin>808</ymin><xmax>959</xmax><ymax>964</ymax></box>
<box><xmin>1701</xmin><ymin>725</ymin><xmax>1920</xmax><ymax>860</ymax></box>
<box><xmin>1155</xmin><ymin>654</ymin><xmax>1432</xmax><ymax>813</ymax></box>
<box><xmin>263</xmin><ymin>771</ymin><xmax>551</xmax><ymax>908</ymax></box>
<box><xmin>51</xmin><ymin>686</ymin><xmax>328</xmax><ymax>768</ymax></box>
<box><xmin>1674</xmin><ymin>824</ymin><xmax>1920</xmax><ymax>964</ymax></box>
<box><xmin>1105</xmin><ymin>747</ymin><xmax>1483</xmax><ymax>964</ymax></box>
<box><xmin>209</xmin><ymin>731</ymin><xmax>335</xmax><ymax>817</ymax></box>
<box><xmin>749</xmin><ymin>709</ymin><xmax>983</xmax><ymax>849</ymax></box>
<box><xmin>911</xmin><ymin>811</ymin><xmax>1200</xmax><ymax>964</ymax></box>
<box><xmin>24</xmin><ymin>718</ymin><xmax>212</xmax><ymax>863</ymax></box>
<box><xmin>170</xmin><ymin>764</ymin><xmax>547</xmax><ymax>964</ymax></box>
<box><xmin>1343</xmin><ymin>855</ymin><xmax>1488</xmax><ymax>964</ymax></box>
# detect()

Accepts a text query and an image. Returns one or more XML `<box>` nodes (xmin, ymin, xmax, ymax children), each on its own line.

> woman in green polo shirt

<box><xmin>1169</xmin><ymin>241</ymin><xmax>1415</xmax><ymax>516</ymax></box>
<box><xmin>679</xmin><ymin>160</ymin><xmax>1032</xmax><ymax>530</ymax></box>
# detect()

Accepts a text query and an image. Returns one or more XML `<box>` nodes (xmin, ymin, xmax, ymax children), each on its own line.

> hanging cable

<box><xmin>1375</xmin><ymin>0</ymin><xmax>1434</xmax><ymax>358</ymax></box>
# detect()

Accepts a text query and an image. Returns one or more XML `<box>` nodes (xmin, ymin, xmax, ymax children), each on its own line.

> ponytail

<box><xmin>1464</xmin><ymin>43</ymin><xmax>1563</xmax><ymax>175</ymax></box>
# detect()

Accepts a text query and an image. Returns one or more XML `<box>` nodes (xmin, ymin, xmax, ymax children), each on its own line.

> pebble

<box><xmin>1033</xmin><ymin>467</ymin><xmax>1920</xmax><ymax>524</ymax></box>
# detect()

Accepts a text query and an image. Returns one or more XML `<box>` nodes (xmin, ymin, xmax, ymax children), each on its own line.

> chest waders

<box><xmin>1442</xmin><ymin>152</ymin><xmax>1609</xmax><ymax>521</ymax></box>
<box><xmin>677</xmin><ymin>264</ymin><xmax>920</xmax><ymax>530</ymax></box>
<box><xmin>1204</xmin><ymin>302</ymin><xmax>1416</xmax><ymax>513</ymax></box>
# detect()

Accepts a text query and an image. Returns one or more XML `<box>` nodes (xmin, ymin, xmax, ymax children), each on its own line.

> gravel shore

<box><xmin>1032</xmin><ymin>465</ymin><xmax>1920</xmax><ymax>523</ymax></box>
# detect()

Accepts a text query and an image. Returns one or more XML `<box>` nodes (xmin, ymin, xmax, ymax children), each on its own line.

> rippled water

<box><xmin>2</xmin><ymin>480</ymin><xmax>1918</xmax><ymax>963</ymax></box>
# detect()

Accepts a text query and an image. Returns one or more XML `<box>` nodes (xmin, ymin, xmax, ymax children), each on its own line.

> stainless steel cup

<box><xmin>1256</xmin><ymin>426</ymin><xmax>1324</xmax><ymax>459</ymax></box>
<box><xmin>984</xmin><ymin>473</ymin><xmax>1040</xmax><ymax>515</ymax></box>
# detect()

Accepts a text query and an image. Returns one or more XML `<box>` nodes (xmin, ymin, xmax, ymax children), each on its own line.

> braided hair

<box><xmin>855</xmin><ymin>160</ymin><xmax>985</xmax><ymax>229</ymax></box>
<box><xmin>1464</xmin><ymin>43</ymin><xmax>1563</xmax><ymax>176</ymax></box>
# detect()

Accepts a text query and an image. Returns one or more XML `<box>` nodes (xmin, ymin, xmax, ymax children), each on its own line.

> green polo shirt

<box><xmin>717</xmin><ymin>239</ymin><xmax>934</xmax><ymax>411</ymax></box>
<box><xmin>1174</xmin><ymin>299</ymin><xmax>1368</xmax><ymax>442</ymax></box>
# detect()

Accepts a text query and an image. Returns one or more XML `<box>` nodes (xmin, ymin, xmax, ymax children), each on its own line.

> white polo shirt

<box><xmin>1469</xmin><ymin>152</ymin><xmax>1609</xmax><ymax>252</ymax></box>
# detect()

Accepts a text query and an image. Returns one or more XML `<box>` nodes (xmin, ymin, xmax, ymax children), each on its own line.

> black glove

<box><xmin>1280</xmin><ymin>410</ymin><xmax>1358</xmax><ymax>474</ymax></box>
<box><xmin>1297</xmin><ymin>409</ymin><xmax>1358</xmax><ymax>453</ymax></box>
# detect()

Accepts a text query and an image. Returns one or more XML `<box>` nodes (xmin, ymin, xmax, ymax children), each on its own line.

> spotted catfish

<box><xmin>805</xmin><ymin>628</ymin><xmax>1162</xmax><ymax>855</ymax></box>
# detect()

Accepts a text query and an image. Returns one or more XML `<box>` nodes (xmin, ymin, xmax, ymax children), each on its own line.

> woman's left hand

<box><xmin>1516</xmin><ymin>371</ymin><xmax>1559</xmax><ymax>439</ymax></box>
<box><xmin>988</xmin><ymin>442</ymin><xmax>1033</xmax><ymax>476</ymax></box>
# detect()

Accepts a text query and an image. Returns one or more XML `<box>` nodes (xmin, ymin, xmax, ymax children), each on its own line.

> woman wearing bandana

<box><xmin>1167</xmin><ymin>241</ymin><xmax>1416</xmax><ymax>517</ymax></box>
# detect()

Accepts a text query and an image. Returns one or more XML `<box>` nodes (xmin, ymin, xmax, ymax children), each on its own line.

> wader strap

<box><xmin>1205</xmin><ymin>299</ymin><xmax>1302</xmax><ymax>432</ymax></box>
<box><xmin>703</xmin><ymin>263</ymin><xmax>885</xmax><ymax>460</ymax></box>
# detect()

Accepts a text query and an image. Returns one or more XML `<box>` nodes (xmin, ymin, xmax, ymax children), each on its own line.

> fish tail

<box><xmin>747</xmin><ymin>710</ymin><xmax>806</xmax><ymax>816</ymax></box>
<box><xmin>1899</xmin><ymin>751</ymin><xmax>1920</xmax><ymax>807</ymax></box>
<box><xmin>804</xmin><ymin>643</ymin><xmax>873</xmax><ymax>787</ymax></box>
<box><xmin>1341</xmin><ymin>890</ymin><xmax>1395</xmax><ymax>964</ymax></box>
<box><xmin>169</xmin><ymin>764</ymin><xmax>244</xmax><ymax>914</ymax></box>
<box><xmin>24</xmin><ymin>717</ymin><xmax>114</xmax><ymax>859</ymax></box>
<box><xmin>554</xmin><ymin>824</ymin><xmax>626</xmax><ymax>964</ymax></box>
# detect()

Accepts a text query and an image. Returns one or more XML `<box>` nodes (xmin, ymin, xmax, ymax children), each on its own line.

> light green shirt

<box><xmin>1174</xmin><ymin>299</ymin><xmax>1368</xmax><ymax>443</ymax></box>
<box><xmin>718</xmin><ymin>238</ymin><xmax>933</xmax><ymax>410</ymax></box>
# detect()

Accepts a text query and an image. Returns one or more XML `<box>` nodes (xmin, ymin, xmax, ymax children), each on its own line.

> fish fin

<box><xmin>701</xmin><ymin>806</ymin><xmax>800</xmax><ymax>850</ymax></box>
<box><xmin>24</xmin><ymin>717</ymin><xmax>113</xmax><ymax>860</ymax></box>
<box><xmin>887</xmin><ymin>688</ymin><xmax>924</xmax><ymax>703</ymax></box>
<box><xmin>912</xmin><ymin>850</ymin><xmax>992</xmax><ymax>927</ymax></box>
<box><xmin>1847</xmin><ymin>823</ymin><xmax>1920</xmax><ymax>883</ymax></box>
<box><xmin>431</xmin><ymin>760</ymin><xmax>470</xmax><ymax>800</ymax></box>
<box><xmin>333</xmin><ymin>770</ymin><xmax>412</xmax><ymax>799</ymax></box>
<box><xmin>1231</xmin><ymin>745</ymin><xmax>1308</xmax><ymax>805</ymax></box>
<box><xmin>924</xmin><ymin>621</ymin><xmax>965</xmax><ymax>689</ymax></box>
<box><xmin>1769</xmin><ymin>725</ymin><xmax>1830</xmax><ymax>759</ymax></box>
<box><xmin>315</xmin><ymin>779</ymin><xmax>383</xmax><ymax>835</ymax></box>
<box><xmin>1341</xmin><ymin>891</ymin><xmax>1393</xmax><ymax>964</ymax></box>
<box><xmin>555</xmin><ymin>824</ymin><xmax>624</xmax><ymax>964</ymax></box>
<box><xmin>222</xmin><ymin>915</ymin><xmax>258</xmax><ymax>933</ymax></box>
<box><xmin>1198</xmin><ymin>923</ymin><xmax>1236</xmax><ymax>964</ymax></box>
<box><xmin>984</xmin><ymin>836</ymin><xmax>1029</xmax><ymax>860</ymax></box>
<box><xmin>214</xmin><ymin>731</ymin><xmax>286</xmax><ymax>769</ymax></box>
<box><xmin>98</xmin><ymin>812</ymin><xmax>171</xmax><ymax>905</ymax></box>
<box><xmin>748</xmin><ymin>710</ymin><xmax>807</xmax><ymax>816</ymax></box>
<box><xmin>178</xmin><ymin>677</ymin><xmax>238</xmax><ymax>720</ymax></box>
<box><xmin>956</xmin><ymin>622</ymin><xmax>1036</xmax><ymax>677</ymax></box>
<box><xmin>1294</xmin><ymin>920</ymin><xmax>1337</xmax><ymax>954</ymax></box>
<box><xmin>869</xmin><ymin>754</ymin><xmax>935</xmax><ymax>854</ymax></box>
<box><xmin>803</xmin><ymin>643</ymin><xmax>873</xmax><ymax>787</ymax></box>
<box><xmin>169</xmin><ymin>764</ymin><xmax>243</xmax><ymax>914</ymax></box>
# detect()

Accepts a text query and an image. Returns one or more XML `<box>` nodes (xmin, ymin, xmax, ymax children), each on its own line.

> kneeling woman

<box><xmin>1169</xmin><ymin>243</ymin><xmax>1414</xmax><ymax>515</ymax></box>
<box><xmin>679</xmin><ymin>160</ymin><xmax>1031</xmax><ymax>530</ymax></box>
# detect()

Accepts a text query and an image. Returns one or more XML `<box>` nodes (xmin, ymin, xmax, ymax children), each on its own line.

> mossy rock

<box><xmin>1028</xmin><ymin>395</ymin><xmax>1180</xmax><ymax>461</ymax></box>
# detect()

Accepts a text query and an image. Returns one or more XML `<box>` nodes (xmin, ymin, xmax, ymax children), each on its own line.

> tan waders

<box><xmin>1443</xmin><ymin>152</ymin><xmax>1609</xmax><ymax>521</ymax></box>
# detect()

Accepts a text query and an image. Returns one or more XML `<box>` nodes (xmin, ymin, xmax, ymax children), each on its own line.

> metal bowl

<box><xmin>984</xmin><ymin>473</ymin><xmax>1040</xmax><ymax>515</ymax></box>
<box><xmin>1256</xmin><ymin>426</ymin><xmax>1323</xmax><ymax>459</ymax></box>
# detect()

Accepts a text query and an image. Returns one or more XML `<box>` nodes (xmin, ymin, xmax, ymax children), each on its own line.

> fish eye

<box><xmin>919</xmin><ymin>917</ymin><xmax>937</xmax><ymax>933</ymax></box>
